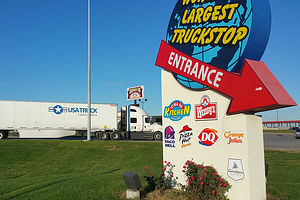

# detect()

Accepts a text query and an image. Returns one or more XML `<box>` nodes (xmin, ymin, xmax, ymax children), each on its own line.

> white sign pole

<box><xmin>87</xmin><ymin>0</ymin><xmax>91</xmax><ymax>141</ymax></box>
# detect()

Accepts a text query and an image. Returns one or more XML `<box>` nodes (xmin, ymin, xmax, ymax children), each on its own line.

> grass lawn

<box><xmin>0</xmin><ymin>140</ymin><xmax>299</xmax><ymax>200</ymax></box>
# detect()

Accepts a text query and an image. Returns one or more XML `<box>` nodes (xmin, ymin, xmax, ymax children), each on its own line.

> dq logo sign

<box><xmin>164</xmin><ymin>100</ymin><xmax>191</xmax><ymax>121</ymax></box>
<box><xmin>198</xmin><ymin>128</ymin><xmax>219</xmax><ymax>147</ymax></box>
<box><xmin>195</xmin><ymin>95</ymin><xmax>217</xmax><ymax>120</ymax></box>
<box><xmin>164</xmin><ymin>126</ymin><xmax>176</xmax><ymax>148</ymax></box>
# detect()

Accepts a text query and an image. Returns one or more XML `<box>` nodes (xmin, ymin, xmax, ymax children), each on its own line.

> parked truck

<box><xmin>0</xmin><ymin>100</ymin><xmax>163</xmax><ymax>140</ymax></box>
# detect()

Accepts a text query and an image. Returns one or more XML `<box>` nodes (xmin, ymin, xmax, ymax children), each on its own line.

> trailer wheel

<box><xmin>111</xmin><ymin>132</ymin><xmax>120</xmax><ymax>140</ymax></box>
<box><xmin>4</xmin><ymin>131</ymin><xmax>8</xmax><ymax>139</ymax></box>
<box><xmin>0</xmin><ymin>131</ymin><xmax>6</xmax><ymax>140</ymax></box>
<box><xmin>100</xmin><ymin>132</ymin><xmax>109</xmax><ymax>140</ymax></box>
<box><xmin>154</xmin><ymin>131</ymin><xmax>162</xmax><ymax>141</ymax></box>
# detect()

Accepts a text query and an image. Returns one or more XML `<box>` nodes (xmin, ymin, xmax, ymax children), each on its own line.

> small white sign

<box><xmin>227</xmin><ymin>158</ymin><xmax>245</xmax><ymax>181</ymax></box>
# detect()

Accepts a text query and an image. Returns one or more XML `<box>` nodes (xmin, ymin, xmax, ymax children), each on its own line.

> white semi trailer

<box><xmin>0</xmin><ymin>100</ymin><xmax>163</xmax><ymax>140</ymax></box>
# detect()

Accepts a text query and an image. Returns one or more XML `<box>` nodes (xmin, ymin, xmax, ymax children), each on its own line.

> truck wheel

<box><xmin>154</xmin><ymin>132</ymin><xmax>162</xmax><ymax>141</ymax></box>
<box><xmin>100</xmin><ymin>132</ymin><xmax>109</xmax><ymax>140</ymax></box>
<box><xmin>111</xmin><ymin>132</ymin><xmax>120</xmax><ymax>140</ymax></box>
<box><xmin>0</xmin><ymin>131</ymin><xmax>6</xmax><ymax>140</ymax></box>
<box><xmin>95</xmin><ymin>132</ymin><xmax>100</xmax><ymax>139</ymax></box>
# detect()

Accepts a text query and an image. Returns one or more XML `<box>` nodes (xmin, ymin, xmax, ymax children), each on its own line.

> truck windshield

<box><xmin>145</xmin><ymin>117</ymin><xmax>153</xmax><ymax>125</ymax></box>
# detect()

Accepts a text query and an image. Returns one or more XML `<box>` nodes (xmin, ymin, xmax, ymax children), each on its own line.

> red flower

<box><xmin>223</xmin><ymin>183</ymin><xmax>227</xmax><ymax>187</ymax></box>
<box><xmin>171</xmin><ymin>174</ymin><xmax>174</xmax><ymax>177</ymax></box>
<box><xmin>160</xmin><ymin>161</ymin><xmax>163</xmax><ymax>163</ymax></box>
<box><xmin>145</xmin><ymin>166</ymin><xmax>148</xmax><ymax>170</ymax></box>
<box><xmin>183</xmin><ymin>166</ymin><xmax>186</xmax><ymax>168</ymax></box>
<box><xmin>215</xmin><ymin>172</ymin><xmax>218</xmax><ymax>176</ymax></box>
<box><xmin>220</xmin><ymin>183</ymin><xmax>222</xmax><ymax>187</ymax></box>
<box><xmin>199</xmin><ymin>177</ymin><xmax>202</xmax><ymax>180</ymax></box>
<box><xmin>165</xmin><ymin>161</ymin><xmax>167</xmax><ymax>163</ymax></box>
<box><xmin>201</xmin><ymin>181</ymin><xmax>204</xmax><ymax>185</ymax></box>
<box><xmin>217</xmin><ymin>177</ymin><xmax>220</xmax><ymax>180</ymax></box>
<box><xmin>191</xmin><ymin>176</ymin><xmax>195</xmax><ymax>180</ymax></box>
<box><xmin>198</xmin><ymin>165</ymin><xmax>202</xmax><ymax>168</ymax></box>
<box><xmin>201</xmin><ymin>175</ymin><xmax>204</xmax><ymax>178</ymax></box>
<box><xmin>212</xmin><ymin>190</ymin><xmax>216</xmax><ymax>194</ymax></box>
<box><xmin>188</xmin><ymin>181</ymin><xmax>191</xmax><ymax>185</ymax></box>
<box><xmin>182</xmin><ymin>170</ymin><xmax>185</xmax><ymax>172</ymax></box>
<box><xmin>163</xmin><ymin>168</ymin><xmax>166</xmax><ymax>171</ymax></box>
<box><xmin>150</xmin><ymin>170</ymin><xmax>152</xmax><ymax>173</ymax></box>
<box><xmin>220</xmin><ymin>179</ymin><xmax>223</xmax><ymax>182</ymax></box>
<box><xmin>204</xmin><ymin>170</ymin><xmax>206</xmax><ymax>173</ymax></box>
<box><xmin>162</xmin><ymin>173</ymin><xmax>165</xmax><ymax>176</ymax></box>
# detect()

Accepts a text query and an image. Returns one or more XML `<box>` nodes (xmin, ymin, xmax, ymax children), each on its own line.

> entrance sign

<box><xmin>157</xmin><ymin>0</ymin><xmax>297</xmax><ymax>200</ymax></box>
<box><xmin>156</xmin><ymin>40</ymin><xmax>296</xmax><ymax>114</ymax></box>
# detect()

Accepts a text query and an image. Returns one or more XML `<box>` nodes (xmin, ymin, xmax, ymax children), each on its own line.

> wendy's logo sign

<box><xmin>195</xmin><ymin>95</ymin><xmax>217</xmax><ymax>120</ymax></box>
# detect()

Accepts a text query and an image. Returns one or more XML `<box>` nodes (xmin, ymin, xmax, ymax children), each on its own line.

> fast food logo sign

<box><xmin>195</xmin><ymin>95</ymin><xmax>217</xmax><ymax>120</ymax></box>
<box><xmin>164</xmin><ymin>100</ymin><xmax>191</xmax><ymax>121</ymax></box>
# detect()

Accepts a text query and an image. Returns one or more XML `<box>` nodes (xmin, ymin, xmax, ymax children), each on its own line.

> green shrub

<box><xmin>182</xmin><ymin>160</ymin><xmax>231</xmax><ymax>200</ymax></box>
<box><xmin>144</xmin><ymin>160</ymin><xmax>231</xmax><ymax>200</ymax></box>
<box><xmin>143</xmin><ymin>161</ymin><xmax>176</xmax><ymax>192</ymax></box>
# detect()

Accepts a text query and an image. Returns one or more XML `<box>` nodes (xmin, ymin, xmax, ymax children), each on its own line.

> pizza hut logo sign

<box><xmin>198</xmin><ymin>128</ymin><xmax>219</xmax><ymax>147</ymax></box>
<box><xmin>195</xmin><ymin>95</ymin><xmax>217</xmax><ymax>121</ymax></box>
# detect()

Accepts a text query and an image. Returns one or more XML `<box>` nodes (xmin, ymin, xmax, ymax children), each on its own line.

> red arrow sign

<box><xmin>155</xmin><ymin>40</ymin><xmax>297</xmax><ymax>114</ymax></box>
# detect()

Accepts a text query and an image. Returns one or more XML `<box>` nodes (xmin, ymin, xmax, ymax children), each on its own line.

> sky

<box><xmin>0</xmin><ymin>0</ymin><xmax>299</xmax><ymax>121</ymax></box>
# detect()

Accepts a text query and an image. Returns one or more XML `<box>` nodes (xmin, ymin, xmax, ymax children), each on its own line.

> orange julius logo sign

<box><xmin>224</xmin><ymin>131</ymin><xmax>244</xmax><ymax>144</ymax></box>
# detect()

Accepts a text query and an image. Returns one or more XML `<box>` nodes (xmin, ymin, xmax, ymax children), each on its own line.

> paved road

<box><xmin>264</xmin><ymin>132</ymin><xmax>300</xmax><ymax>150</ymax></box>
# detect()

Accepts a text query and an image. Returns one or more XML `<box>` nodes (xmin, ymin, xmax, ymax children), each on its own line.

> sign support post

<box><xmin>87</xmin><ymin>0</ymin><xmax>91</xmax><ymax>141</ymax></box>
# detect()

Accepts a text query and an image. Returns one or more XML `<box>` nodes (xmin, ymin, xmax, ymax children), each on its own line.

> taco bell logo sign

<box><xmin>164</xmin><ymin>126</ymin><xmax>176</xmax><ymax>148</ymax></box>
<box><xmin>198</xmin><ymin>128</ymin><xmax>219</xmax><ymax>147</ymax></box>
<box><xmin>195</xmin><ymin>95</ymin><xmax>217</xmax><ymax>120</ymax></box>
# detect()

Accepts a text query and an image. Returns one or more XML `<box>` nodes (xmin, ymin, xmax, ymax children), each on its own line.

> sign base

<box><xmin>162</xmin><ymin>70</ymin><xmax>266</xmax><ymax>200</ymax></box>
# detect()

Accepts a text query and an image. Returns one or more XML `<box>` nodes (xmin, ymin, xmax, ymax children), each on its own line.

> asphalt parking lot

<box><xmin>264</xmin><ymin>132</ymin><xmax>300</xmax><ymax>150</ymax></box>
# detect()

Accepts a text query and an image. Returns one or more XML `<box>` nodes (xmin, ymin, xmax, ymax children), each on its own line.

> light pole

<box><xmin>87</xmin><ymin>0</ymin><xmax>91</xmax><ymax>141</ymax></box>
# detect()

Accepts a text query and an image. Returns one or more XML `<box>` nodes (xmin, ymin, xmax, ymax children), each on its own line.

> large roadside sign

<box><xmin>155</xmin><ymin>0</ymin><xmax>297</xmax><ymax>199</ymax></box>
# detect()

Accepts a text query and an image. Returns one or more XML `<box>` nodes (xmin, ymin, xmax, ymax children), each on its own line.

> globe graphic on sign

<box><xmin>167</xmin><ymin>0</ymin><xmax>253</xmax><ymax>90</ymax></box>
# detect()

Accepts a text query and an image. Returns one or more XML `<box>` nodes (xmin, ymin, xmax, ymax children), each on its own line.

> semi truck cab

<box><xmin>96</xmin><ymin>105</ymin><xmax>163</xmax><ymax>140</ymax></box>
